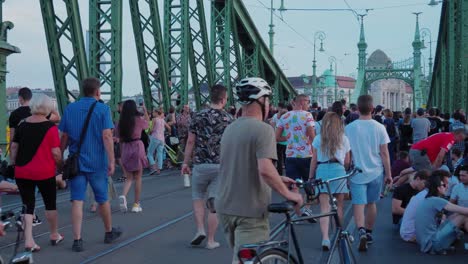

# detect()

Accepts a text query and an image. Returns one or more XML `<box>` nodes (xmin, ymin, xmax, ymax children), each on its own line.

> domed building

<box><xmin>366</xmin><ymin>50</ymin><xmax>413</xmax><ymax>110</ymax></box>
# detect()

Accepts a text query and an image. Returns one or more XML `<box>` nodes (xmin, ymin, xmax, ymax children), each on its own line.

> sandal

<box><xmin>50</xmin><ymin>234</ymin><xmax>64</xmax><ymax>246</ymax></box>
<box><xmin>25</xmin><ymin>244</ymin><xmax>41</xmax><ymax>252</ymax></box>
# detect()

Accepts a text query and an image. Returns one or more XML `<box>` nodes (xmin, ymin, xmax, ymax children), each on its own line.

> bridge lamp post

<box><xmin>420</xmin><ymin>28</ymin><xmax>433</xmax><ymax>80</ymax></box>
<box><xmin>328</xmin><ymin>56</ymin><xmax>338</xmax><ymax>101</ymax></box>
<box><xmin>312</xmin><ymin>31</ymin><xmax>326</xmax><ymax>103</ymax></box>
<box><xmin>268</xmin><ymin>0</ymin><xmax>287</xmax><ymax>55</ymax></box>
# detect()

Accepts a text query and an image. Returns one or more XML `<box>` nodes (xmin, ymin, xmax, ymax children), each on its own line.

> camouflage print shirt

<box><xmin>189</xmin><ymin>108</ymin><xmax>234</xmax><ymax>164</ymax></box>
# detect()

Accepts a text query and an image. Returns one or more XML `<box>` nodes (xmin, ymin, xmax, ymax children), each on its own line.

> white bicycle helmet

<box><xmin>235</xmin><ymin>77</ymin><xmax>272</xmax><ymax>105</ymax></box>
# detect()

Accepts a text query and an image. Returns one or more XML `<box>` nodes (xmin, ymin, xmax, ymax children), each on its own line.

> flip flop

<box><xmin>50</xmin><ymin>234</ymin><xmax>64</xmax><ymax>246</ymax></box>
<box><xmin>25</xmin><ymin>244</ymin><xmax>41</xmax><ymax>252</ymax></box>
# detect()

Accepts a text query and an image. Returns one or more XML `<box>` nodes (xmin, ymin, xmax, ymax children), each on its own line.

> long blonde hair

<box><xmin>320</xmin><ymin>112</ymin><xmax>344</xmax><ymax>158</ymax></box>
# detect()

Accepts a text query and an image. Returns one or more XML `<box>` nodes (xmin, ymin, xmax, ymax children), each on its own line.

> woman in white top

<box><xmin>309</xmin><ymin>112</ymin><xmax>351</xmax><ymax>251</ymax></box>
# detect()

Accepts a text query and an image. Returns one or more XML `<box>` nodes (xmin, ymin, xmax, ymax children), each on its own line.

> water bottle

<box><xmin>183</xmin><ymin>174</ymin><xmax>191</xmax><ymax>188</ymax></box>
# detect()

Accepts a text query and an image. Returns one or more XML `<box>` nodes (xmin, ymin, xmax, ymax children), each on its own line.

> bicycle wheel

<box><xmin>254</xmin><ymin>248</ymin><xmax>298</xmax><ymax>264</ymax></box>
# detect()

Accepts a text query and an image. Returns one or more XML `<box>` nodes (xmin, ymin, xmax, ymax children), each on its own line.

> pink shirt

<box><xmin>151</xmin><ymin>118</ymin><xmax>165</xmax><ymax>141</ymax></box>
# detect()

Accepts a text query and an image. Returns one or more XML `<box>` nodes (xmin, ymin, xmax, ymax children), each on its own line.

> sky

<box><xmin>3</xmin><ymin>0</ymin><xmax>442</xmax><ymax>96</ymax></box>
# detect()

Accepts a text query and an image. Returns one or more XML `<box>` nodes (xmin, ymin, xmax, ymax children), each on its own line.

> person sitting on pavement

<box><xmin>9</xmin><ymin>93</ymin><xmax>63</xmax><ymax>252</ymax></box>
<box><xmin>392</xmin><ymin>170</ymin><xmax>430</xmax><ymax>229</ymax></box>
<box><xmin>309</xmin><ymin>112</ymin><xmax>351</xmax><ymax>251</ymax></box>
<box><xmin>400</xmin><ymin>170</ymin><xmax>450</xmax><ymax>242</ymax></box>
<box><xmin>181</xmin><ymin>84</ymin><xmax>233</xmax><ymax>250</ymax></box>
<box><xmin>446</xmin><ymin>149</ymin><xmax>463</xmax><ymax>197</ymax></box>
<box><xmin>450</xmin><ymin>164</ymin><xmax>468</xmax><ymax>208</ymax></box>
<box><xmin>415</xmin><ymin>172</ymin><xmax>468</xmax><ymax>254</ymax></box>
<box><xmin>345</xmin><ymin>95</ymin><xmax>392</xmax><ymax>252</ymax></box>
<box><xmin>215</xmin><ymin>77</ymin><xmax>303</xmax><ymax>264</ymax></box>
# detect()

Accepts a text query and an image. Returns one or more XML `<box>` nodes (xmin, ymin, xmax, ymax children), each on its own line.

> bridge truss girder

<box><xmin>428</xmin><ymin>0</ymin><xmax>468</xmax><ymax>113</ymax></box>
<box><xmin>129</xmin><ymin>0</ymin><xmax>170</xmax><ymax>111</ymax></box>
<box><xmin>39</xmin><ymin>0</ymin><xmax>89</xmax><ymax>114</ymax></box>
<box><xmin>89</xmin><ymin>0</ymin><xmax>123</xmax><ymax>118</ymax></box>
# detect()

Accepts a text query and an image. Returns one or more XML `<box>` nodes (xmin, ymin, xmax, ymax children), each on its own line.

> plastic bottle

<box><xmin>183</xmin><ymin>174</ymin><xmax>191</xmax><ymax>188</ymax></box>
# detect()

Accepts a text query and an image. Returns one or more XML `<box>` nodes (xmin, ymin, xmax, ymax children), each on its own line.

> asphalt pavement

<box><xmin>0</xmin><ymin>168</ymin><xmax>466</xmax><ymax>264</ymax></box>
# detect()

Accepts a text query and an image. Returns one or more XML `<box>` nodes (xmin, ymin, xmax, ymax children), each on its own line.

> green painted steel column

<box><xmin>39</xmin><ymin>0</ymin><xmax>89</xmax><ymax>114</ymax></box>
<box><xmin>164</xmin><ymin>0</ymin><xmax>190</xmax><ymax>108</ymax></box>
<box><xmin>460</xmin><ymin>0</ymin><xmax>468</xmax><ymax>112</ymax></box>
<box><xmin>446</xmin><ymin>2</ymin><xmax>456</xmax><ymax>112</ymax></box>
<box><xmin>0</xmin><ymin>0</ymin><xmax>20</xmax><ymax>146</ymax></box>
<box><xmin>129</xmin><ymin>0</ymin><xmax>170</xmax><ymax>111</ymax></box>
<box><xmin>412</xmin><ymin>13</ymin><xmax>423</xmax><ymax>109</ymax></box>
<box><xmin>211</xmin><ymin>0</ymin><xmax>240</xmax><ymax>106</ymax></box>
<box><xmin>351</xmin><ymin>15</ymin><xmax>367</xmax><ymax>103</ymax></box>
<box><xmin>89</xmin><ymin>0</ymin><xmax>123</xmax><ymax>118</ymax></box>
<box><xmin>188</xmin><ymin>0</ymin><xmax>214</xmax><ymax>110</ymax></box>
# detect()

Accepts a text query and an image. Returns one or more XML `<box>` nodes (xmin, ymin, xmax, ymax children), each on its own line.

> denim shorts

<box><xmin>431</xmin><ymin>220</ymin><xmax>459</xmax><ymax>253</ymax></box>
<box><xmin>316</xmin><ymin>163</ymin><xmax>349</xmax><ymax>194</ymax></box>
<box><xmin>70</xmin><ymin>171</ymin><xmax>108</xmax><ymax>204</ymax></box>
<box><xmin>349</xmin><ymin>177</ymin><xmax>383</xmax><ymax>205</ymax></box>
<box><xmin>285</xmin><ymin>157</ymin><xmax>311</xmax><ymax>181</ymax></box>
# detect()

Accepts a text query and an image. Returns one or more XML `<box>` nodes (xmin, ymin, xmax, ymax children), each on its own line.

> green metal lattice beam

<box><xmin>39</xmin><ymin>0</ymin><xmax>89</xmax><ymax>114</ymax></box>
<box><xmin>89</xmin><ymin>0</ymin><xmax>123</xmax><ymax>118</ymax></box>
<box><xmin>129</xmin><ymin>0</ymin><xmax>170</xmax><ymax>111</ymax></box>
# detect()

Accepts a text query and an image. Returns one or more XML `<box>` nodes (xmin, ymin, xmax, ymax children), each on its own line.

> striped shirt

<box><xmin>59</xmin><ymin>97</ymin><xmax>114</xmax><ymax>172</ymax></box>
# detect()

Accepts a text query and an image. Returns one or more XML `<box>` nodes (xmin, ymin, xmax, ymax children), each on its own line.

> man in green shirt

<box><xmin>215</xmin><ymin>77</ymin><xmax>303</xmax><ymax>264</ymax></box>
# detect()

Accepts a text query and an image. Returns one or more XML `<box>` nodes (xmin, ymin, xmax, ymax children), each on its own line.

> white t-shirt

<box><xmin>345</xmin><ymin>119</ymin><xmax>390</xmax><ymax>184</ymax></box>
<box><xmin>400</xmin><ymin>189</ymin><xmax>428</xmax><ymax>241</ymax></box>
<box><xmin>312</xmin><ymin>134</ymin><xmax>350</xmax><ymax>165</ymax></box>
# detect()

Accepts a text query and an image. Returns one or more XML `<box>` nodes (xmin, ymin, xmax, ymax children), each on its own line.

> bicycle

<box><xmin>0</xmin><ymin>206</ymin><xmax>33</xmax><ymax>264</ymax></box>
<box><xmin>238</xmin><ymin>167</ymin><xmax>362</xmax><ymax>264</ymax></box>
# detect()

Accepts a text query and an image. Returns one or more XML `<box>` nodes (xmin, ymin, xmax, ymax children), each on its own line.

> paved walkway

<box><xmin>0</xmin><ymin>169</ymin><xmax>466</xmax><ymax>263</ymax></box>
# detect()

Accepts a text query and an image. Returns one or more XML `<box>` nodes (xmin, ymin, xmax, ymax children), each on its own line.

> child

<box><xmin>450</xmin><ymin>163</ymin><xmax>468</xmax><ymax>207</ymax></box>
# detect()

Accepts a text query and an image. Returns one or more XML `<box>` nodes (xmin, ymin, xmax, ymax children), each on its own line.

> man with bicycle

<box><xmin>215</xmin><ymin>77</ymin><xmax>303</xmax><ymax>264</ymax></box>
<box><xmin>345</xmin><ymin>95</ymin><xmax>392</xmax><ymax>252</ymax></box>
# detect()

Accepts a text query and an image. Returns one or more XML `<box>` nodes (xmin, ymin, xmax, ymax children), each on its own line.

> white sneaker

<box><xmin>131</xmin><ymin>203</ymin><xmax>142</xmax><ymax>213</ymax></box>
<box><xmin>119</xmin><ymin>195</ymin><xmax>128</xmax><ymax>213</ymax></box>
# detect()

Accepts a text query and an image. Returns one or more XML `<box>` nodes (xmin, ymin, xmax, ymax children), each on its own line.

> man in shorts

<box><xmin>345</xmin><ymin>95</ymin><xmax>392</xmax><ymax>251</ymax></box>
<box><xmin>181</xmin><ymin>84</ymin><xmax>233</xmax><ymax>249</ymax></box>
<box><xmin>59</xmin><ymin>78</ymin><xmax>121</xmax><ymax>252</ymax></box>
<box><xmin>216</xmin><ymin>77</ymin><xmax>303</xmax><ymax>264</ymax></box>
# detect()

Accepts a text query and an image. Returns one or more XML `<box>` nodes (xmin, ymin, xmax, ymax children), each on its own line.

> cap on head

<box><xmin>235</xmin><ymin>77</ymin><xmax>272</xmax><ymax>105</ymax></box>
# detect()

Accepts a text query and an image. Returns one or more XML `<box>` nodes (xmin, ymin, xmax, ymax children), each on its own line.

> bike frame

<box><xmin>239</xmin><ymin>169</ymin><xmax>360</xmax><ymax>264</ymax></box>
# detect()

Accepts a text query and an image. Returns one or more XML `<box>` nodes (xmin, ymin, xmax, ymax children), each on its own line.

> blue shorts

<box><xmin>316</xmin><ymin>163</ymin><xmax>349</xmax><ymax>194</ymax></box>
<box><xmin>431</xmin><ymin>220</ymin><xmax>459</xmax><ymax>253</ymax></box>
<box><xmin>349</xmin><ymin>177</ymin><xmax>382</xmax><ymax>205</ymax></box>
<box><xmin>70</xmin><ymin>171</ymin><xmax>108</xmax><ymax>204</ymax></box>
<box><xmin>285</xmin><ymin>157</ymin><xmax>311</xmax><ymax>181</ymax></box>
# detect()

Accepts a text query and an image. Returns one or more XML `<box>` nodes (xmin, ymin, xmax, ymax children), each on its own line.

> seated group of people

<box><xmin>390</xmin><ymin>128</ymin><xmax>468</xmax><ymax>254</ymax></box>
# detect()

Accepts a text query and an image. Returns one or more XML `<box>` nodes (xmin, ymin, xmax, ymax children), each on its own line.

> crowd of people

<box><xmin>0</xmin><ymin>76</ymin><xmax>467</xmax><ymax>262</ymax></box>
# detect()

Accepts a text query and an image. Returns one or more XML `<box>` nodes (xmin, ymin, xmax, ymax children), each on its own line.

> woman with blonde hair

<box><xmin>309</xmin><ymin>112</ymin><xmax>351</xmax><ymax>251</ymax></box>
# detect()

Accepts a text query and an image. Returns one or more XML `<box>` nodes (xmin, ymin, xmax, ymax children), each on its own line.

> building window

<box><xmin>339</xmin><ymin>90</ymin><xmax>345</xmax><ymax>99</ymax></box>
<box><xmin>327</xmin><ymin>90</ymin><xmax>333</xmax><ymax>105</ymax></box>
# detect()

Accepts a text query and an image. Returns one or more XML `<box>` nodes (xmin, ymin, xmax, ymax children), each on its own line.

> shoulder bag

<box><xmin>62</xmin><ymin>101</ymin><xmax>98</xmax><ymax>180</ymax></box>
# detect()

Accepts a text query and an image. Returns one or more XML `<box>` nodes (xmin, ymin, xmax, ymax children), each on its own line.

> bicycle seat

<box><xmin>268</xmin><ymin>202</ymin><xmax>294</xmax><ymax>213</ymax></box>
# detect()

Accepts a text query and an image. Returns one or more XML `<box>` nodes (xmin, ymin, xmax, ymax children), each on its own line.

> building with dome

<box><xmin>288</xmin><ymin>70</ymin><xmax>356</xmax><ymax>108</ymax></box>
<box><xmin>366</xmin><ymin>49</ymin><xmax>413</xmax><ymax>110</ymax></box>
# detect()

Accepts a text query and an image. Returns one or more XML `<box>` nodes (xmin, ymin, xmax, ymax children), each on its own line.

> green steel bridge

<box><xmin>0</xmin><ymin>0</ymin><xmax>467</xmax><ymax>144</ymax></box>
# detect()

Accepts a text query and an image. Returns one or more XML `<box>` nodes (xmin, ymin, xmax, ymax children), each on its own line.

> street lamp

<box><xmin>312</xmin><ymin>31</ymin><xmax>326</xmax><ymax>103</ymax></box>
<box><xmin>328</xmin><ymin>56</ymin><xmax>338</xmax><ymax>101</ymax></box>
<box><xmin>420</xmin><ymin>28</ymin><xmax>433</xmax><ymax>79</ymax></box>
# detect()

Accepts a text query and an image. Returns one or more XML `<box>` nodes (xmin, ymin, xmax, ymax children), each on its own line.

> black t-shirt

<box><xmin>427</xmin><ymin>116</ymin><xmax>442</xmax><ymax>136</ymax></box>
<box><xmin>440</xmin><ymin>120</ymin><xmax>451</xmax><ymax>133</ymax></box>
<box><xmin>8</xmin><ymin>106</ymin><xmax>31</xmax><ymax>129</ymax></box>
<box><xmin>392</xmin><ymin>183</ymin><xmax>419</xmax><ymax>224</ymax></box>
<box><xmin>13</xmin><ymin>121</ymin><xmax>55</xmax><ymax>166</ymax></box>
<box><xmin>373</xmin><ymin>114</ymin><xmax>383</xmax><ymax>124</ymax></box>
